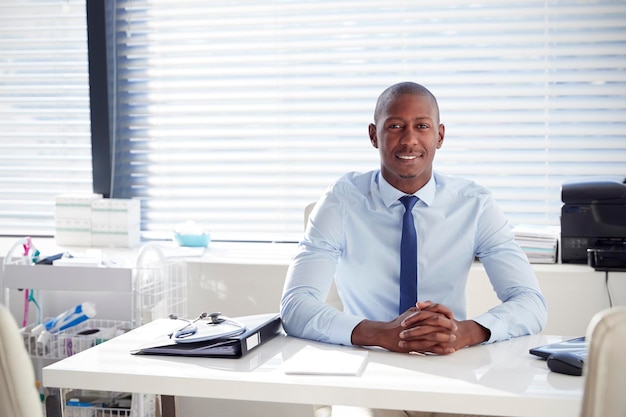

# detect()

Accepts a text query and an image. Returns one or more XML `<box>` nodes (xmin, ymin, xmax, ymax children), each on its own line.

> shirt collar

<box><xmin>377</xmin><ymin>171</ymin><xmax>437</xmax><ymax>208</ymax></box>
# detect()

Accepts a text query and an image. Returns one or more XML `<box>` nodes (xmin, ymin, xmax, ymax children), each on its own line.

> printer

<box><xmin>561</xmin><ymin>177</ymin><xmax>626</xmax><ymax>269</ymax></box>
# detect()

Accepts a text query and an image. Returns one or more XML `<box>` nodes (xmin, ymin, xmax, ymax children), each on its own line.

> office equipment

<box><xmin>529</xmin><ymin>336</ymin><xmax>586</xmax><ymax>360</ymax></box>
<box><xmin>530</xmin><ymin>336</ymin><xmax>588</xmax><ymax>376</ymax></box>
<box><xmin>131</xmin><ymin>313</ymin><xmax>281</xmax><ymax>358</ymax></box>
<box><xmin>561</xmin><ymin>178</ymin><xmax>626</xmax><ymax>264</ymax></box>
<box><xmin>587</xmin><ymin>248</ymin><xmax>626</xmax><ymax>272</ymax></box>
<box><xmin>529</xmin><ymin>336</ymin><xmax>587</xmax><ymax>376</ymax></box>
<box><xmin>547</xmin><ymin>352</ymin><xmax>584</xmax><ymax>376</ymax></box>
<box><xmin>43</xmin><ymin>319</ymin><xmax>584</xmax><ymax>417</ymax></box>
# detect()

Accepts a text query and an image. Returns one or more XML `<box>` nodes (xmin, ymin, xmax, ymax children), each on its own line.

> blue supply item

<box><xmin>44</xmin><ymin>302</ymin><xmax>97</xmax><ymax>333</ymax></box>
<box><xmin>174</xmin><ymin>231</ymin><xmax>211</xmax><ymax>247</ymax></box>
<box><xmin>173</xmin><ymin>221</ymin><xmax>211</xmax><ymax>247</ymax></box>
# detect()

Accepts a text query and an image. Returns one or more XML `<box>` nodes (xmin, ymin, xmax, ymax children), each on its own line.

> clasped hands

<box><xmin>352</xmin><ymin>301</ymin><xmax>490</xmax><ymax>355</ymax></box>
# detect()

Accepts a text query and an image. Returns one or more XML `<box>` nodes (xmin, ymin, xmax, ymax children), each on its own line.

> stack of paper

<box><xmin>513</xmin><ymin>225</ymin><xmax>560</xmax><ymax>264</ymax></box>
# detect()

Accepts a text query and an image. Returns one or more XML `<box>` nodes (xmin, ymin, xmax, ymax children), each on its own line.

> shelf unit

<box><xmin>1</xmin><ymin>244</ymin><xmax>187</xmax><ymax>417</ymax></box>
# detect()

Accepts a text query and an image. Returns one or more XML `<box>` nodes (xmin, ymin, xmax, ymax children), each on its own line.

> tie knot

<box><xmin>399</xmin><ymin>195</ymin><xmax>418</xmax><ymax>211</ymax></box>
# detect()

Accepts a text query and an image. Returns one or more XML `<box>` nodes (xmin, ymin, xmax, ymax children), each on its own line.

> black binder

<box><xmin>130</xmin><ymin>313</ymin><xmax>282</xmax><ymax>359</ymax></box>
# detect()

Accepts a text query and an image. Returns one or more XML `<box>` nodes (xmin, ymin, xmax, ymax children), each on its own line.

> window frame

<box><xmin>87</xmin><ymin>0</ymin><xmax>112</xmax><ymax>198</ymax></box>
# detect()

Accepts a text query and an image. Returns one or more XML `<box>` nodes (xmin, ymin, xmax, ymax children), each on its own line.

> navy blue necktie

<box><xmin>399</xmin><ymin>195</ymin><xmax>418</xmax><ymax>314</ymax></box>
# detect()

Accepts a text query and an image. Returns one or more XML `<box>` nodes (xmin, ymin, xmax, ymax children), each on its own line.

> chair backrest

<box><xmin>0</xmin><ymin>303</ymin><xmax>44</xmax><ymax>417</ymax></box>
<box><xmin>580</xmin><ymin>306</ymin><xmax>626</xmax><ymax>417</ymax></box>
<box><xmin>304</xmin><ymin>202</ymin><xmax>316</xmax><ymax>230</ymax></box>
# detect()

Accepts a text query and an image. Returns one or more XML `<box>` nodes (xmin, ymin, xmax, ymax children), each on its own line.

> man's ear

<box><xmin>436</xmin><ymin>124</ymin><xmax>445</xmax><ymax>149</ymax></box>
<box><xmin>369</xmin><ymin>123</ymin><xmax>378</xmax><ymax>148</ymax></box>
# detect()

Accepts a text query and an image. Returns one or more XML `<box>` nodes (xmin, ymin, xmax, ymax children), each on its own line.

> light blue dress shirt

<box><xmin>280</xmin><ymin>170</ymin><xmax>547</xmax><ymax>346</ymax></box>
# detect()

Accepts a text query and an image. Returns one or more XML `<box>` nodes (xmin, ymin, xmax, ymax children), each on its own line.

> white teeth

<box><xmin>398</xmin><ymin>155</ymin><xmax>416</xmax><ymax>160</ymax></box>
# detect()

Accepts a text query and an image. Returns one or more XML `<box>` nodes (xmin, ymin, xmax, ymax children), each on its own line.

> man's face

<box><xmin>368</xmin><ymin>94</ymin><xmax>444</xmax><ymax>194</ymax></box>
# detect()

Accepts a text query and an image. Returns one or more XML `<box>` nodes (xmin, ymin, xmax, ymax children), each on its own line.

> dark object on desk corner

<box><xmin>560</xmin><ymin>177</ymin><xmax>626</xmax><ymax>265</ymax></box>
<box><xmin>35</xmin><ymin>252</ymin><xmax>66</xmax><ymax>265</ymax></box>
<box><xmin>547</xmin><ymin>352</ymin><xmax>584</xmax><ymax>376</ymax></box>
<box><xmin>529</xmin><ymin>336</ymin><xmax>586</xmax><ymax>360</ymax></box>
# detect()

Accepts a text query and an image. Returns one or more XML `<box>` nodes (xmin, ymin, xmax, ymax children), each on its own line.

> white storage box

<box><xmin>55</xmin><ymin>219</ymin><xmax>92</xmax><ymax>247</ymax></box>
<box><xmin>91</xmin><ymin>198</ymin><xmax>140</xmax><ymax>226</ymax></box>
<box><xmin>91</xmin><ymin>223</ymin><xmax>141</xmax><ymax>248</ymax></box>
<box><xmin>55</xmin><ymin>194</ymin><xmax>102</xmax><ymax>220</ymax></box>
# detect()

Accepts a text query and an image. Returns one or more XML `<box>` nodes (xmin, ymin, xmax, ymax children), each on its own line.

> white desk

<box><xmin>43</xmin><ymin>319</ymin><xmax>583</xmax><ymax>417</ymax></box>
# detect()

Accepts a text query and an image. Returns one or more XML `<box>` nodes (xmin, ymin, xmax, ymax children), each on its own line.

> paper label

<box><xmin>246</xmin><ymin>333</ymin><xmax>260</xmax><ymax>351</ymax></box>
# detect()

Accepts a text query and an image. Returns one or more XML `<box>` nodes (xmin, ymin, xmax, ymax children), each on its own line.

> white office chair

<box><xmin>580</xmin><ymin>306</ymin><xmax>626</xmax><ymax>417</ymax></box>
<box><xmin>304</xmin><ymin>201</ymin><xmax>316</xmax><ymax>230</ymax></box>
<box><xmin>0</xmin><ymin>303</ymin><xmax>44</xmax><ymax>417</ymax></box>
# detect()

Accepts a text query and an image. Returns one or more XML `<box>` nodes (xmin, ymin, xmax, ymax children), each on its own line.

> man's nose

<box><xmin>400</xmin><ymin>127</ymin><xmax>419</xmax><ymax>144</ymax></box>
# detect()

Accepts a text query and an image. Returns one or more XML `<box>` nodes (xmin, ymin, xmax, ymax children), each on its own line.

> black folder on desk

<box><xmin>130</xmin><ymin>313</ymin><xmax>282</xmax><ymax>359</ymax></box>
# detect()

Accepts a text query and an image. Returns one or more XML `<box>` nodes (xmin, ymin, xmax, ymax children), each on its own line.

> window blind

<box><xmin>0</xmin><ymin>0</ymin><xmax>92</xmax><ymax>236</ymax></box>
<box><xmin>111</xmin><ymin>0</ymin><xmax>626</xmax><ymax>243</ymax></box>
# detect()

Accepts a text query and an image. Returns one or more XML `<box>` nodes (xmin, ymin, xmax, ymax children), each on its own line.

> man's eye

<box><xmin>417</xmin><ymin>124</ymin><xmax>429</xmax><ymax>129</ymax></box>
<box><xmin>389</xmin><ymin>124</ymin><xmax>402</xmax><ymax>129</ymax></box>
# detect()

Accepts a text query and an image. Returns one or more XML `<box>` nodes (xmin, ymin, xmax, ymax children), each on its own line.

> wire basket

<box><xmin>63</xmin><ymin>391</ymin><xmax>156</xmax><ymax>417</ymax></box>
<box><xmin>22</xmin><ymin>319</ymin><xmax>130</xmax><ymax>359</ymax></box>
<box><xmin>132</xmin><ymin>244</ymin><xmax>187</xmax><ymax>327</ymax></box>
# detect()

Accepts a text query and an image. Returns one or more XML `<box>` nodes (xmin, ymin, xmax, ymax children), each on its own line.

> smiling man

<box><xmin>369</xmin><ymin>83</ymin><xmax>444</xmax><ymax>194</ymax></box>
<box><xmin>280</xmin><ymin>82</ymin><xmax>547</xmax><ymax>417</ymax></box>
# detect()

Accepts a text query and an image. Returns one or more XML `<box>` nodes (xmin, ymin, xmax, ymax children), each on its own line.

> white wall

<box><xmin>186</xmin><ymin>259</ymin><xmax>625</xmax><ymax>337</ymax></box>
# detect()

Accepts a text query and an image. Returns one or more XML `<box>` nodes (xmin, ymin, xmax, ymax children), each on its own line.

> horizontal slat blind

<box><xmin>112</xmin><ymin>0</ymin><xmax>626</xmax><ymax>242</ymax></box>
<box><xmin>0</xmin><ymin>0</ymin><xmax>92</xmax><ymax>236</ymax></box>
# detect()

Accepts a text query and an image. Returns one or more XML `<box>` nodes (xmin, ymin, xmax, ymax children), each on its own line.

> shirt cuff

<box><xmin>328</xmin><ymin>312</ymin><xmax>366</xmax><ymax>346</ymax></box>
<box><xmin>472</xmin><ymin>313</ymin><xmax>506</xmax><ymax>344</ymax></box>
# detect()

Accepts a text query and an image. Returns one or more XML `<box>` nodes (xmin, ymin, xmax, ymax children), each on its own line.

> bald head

<box><xmin>374</xmin><ymin>82</ymin><xmax>440</xmax><ymax>124</ymax></box>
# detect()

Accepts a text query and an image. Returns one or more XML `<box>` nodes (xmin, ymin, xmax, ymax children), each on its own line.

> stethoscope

<box><xmin>168</xmin><ymin>312</ymin><xmax>246</xmax><ymax>343</ymax></box>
